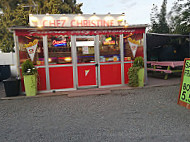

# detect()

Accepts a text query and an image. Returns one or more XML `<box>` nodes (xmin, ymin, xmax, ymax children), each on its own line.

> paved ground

<box><xmin>0</xmin><ymin>82</ymin><xmax>190</xmax><ymax>141</ymax></box>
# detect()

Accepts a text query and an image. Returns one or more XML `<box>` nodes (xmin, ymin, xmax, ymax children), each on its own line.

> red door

<box><xmin>76</xmin><ymin>36</ymin><xmax>98</xmax><ymax>88</ymax></box>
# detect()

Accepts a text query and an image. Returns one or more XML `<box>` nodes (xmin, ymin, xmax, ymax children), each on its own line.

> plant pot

<box><xmin>24</xmin><ymin>74</ymin><xmax>37</xmax><ymax>96</ymax></box>
<box><xmin>137</xmin><ymin>68</ymin><xmax>144</xmax><ymax>87</ymax></box>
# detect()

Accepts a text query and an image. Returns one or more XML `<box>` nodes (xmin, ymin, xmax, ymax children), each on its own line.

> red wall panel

<box><xmin>37</xmin><ymin>68</ymin><xmax>47</xmax><ymax>90</ymax></box>
<box><xmin>49</xmin><ymin>66</ymin><xmax>74</xmax><ymax>89</ymax></box>
<box><xmin>100</xmin><ymin>64</ymin><xmax>121</xmax><ymax>86</ymax></box>
<box><xmin>78</xmin><ymin>65</ymin><xmax>97</xmax><ymax>87</ymax></box>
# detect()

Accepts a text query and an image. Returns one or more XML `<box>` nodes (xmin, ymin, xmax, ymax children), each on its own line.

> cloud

<box><xmin>127</xmin><ymin>2</ymin><xmax>137</xmax><ymax>8</ymax></box>
<box><xmin>106</xmin><ymin>3</ymin><xmax>114</xmax><ymax>7</ymax></box>
<box><xmin>120</xmin><ymin>0</ymin><xmax>132</xmax><ymax>4</ymax></box>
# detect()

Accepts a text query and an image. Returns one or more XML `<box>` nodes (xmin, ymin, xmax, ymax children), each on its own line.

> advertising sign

<box><xmin>128</xmin><ymin>37</ymin><xmax>141</xmax><ymax>57</ymax></box>
<box><xmin>24</xmin><ymin>39</ymin><xmax>38</xmax><ymax>61</ymax></box>
<box><xmin>178</xmin><ymin>58</ymin><xmax>190</xmax><ymax>109</ymax></box>
<box><xmin>29</xmin><ymin>14</ymin><xmax>126</xmax><ymax>27</ymax></box>
<box><xmin>82</xmin><ymin>46</ymin><xmax>89</xmax><ymax>54</ymax></box>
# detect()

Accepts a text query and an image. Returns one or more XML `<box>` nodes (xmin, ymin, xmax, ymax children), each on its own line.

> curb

<box><xmin>0</xmin><ymin>83</ymin><xmax>180</xmax><ymax>100</ymax></box>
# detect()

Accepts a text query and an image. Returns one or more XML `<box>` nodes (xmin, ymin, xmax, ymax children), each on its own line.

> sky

<box><xmin>77</xmin><ymin>0</ymin><xmax>177</xmax><ymax>25</ymax></box>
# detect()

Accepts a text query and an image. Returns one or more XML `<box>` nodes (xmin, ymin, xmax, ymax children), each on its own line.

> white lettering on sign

<box><xmin>29</xmin><ymin>14</ymin><xmax>126</xmax><ymax>27</ymax></box>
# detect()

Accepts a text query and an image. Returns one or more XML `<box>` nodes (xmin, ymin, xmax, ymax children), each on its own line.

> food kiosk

<box><xmin>10</xmin><ymin>14</ymin><xmax>147</xmax><ymax>93</ymax></box>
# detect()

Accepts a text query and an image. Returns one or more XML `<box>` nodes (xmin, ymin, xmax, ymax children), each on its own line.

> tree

<box><xmin>168</xmin><ymin>0</ymin><xmax>190</xmax><ymax>34</ymax></box>
<box><xmin>150</xmin><ymin>4</ymin><xmax>159</xmax><ymax>33</ymax></box>
<box><xmin>149</xmin><ymin>0</ymin><xmax>169</xmax><ymax>33</ymax></box>
<box><xmin>157</xmin><ymin>0</ymin><xmax>169</xmax><ymax>33</ymax></box>
<box><xmin>0</xmin><ymin>0</ymin><xmax>83</xmax><ymax>52</ymax></box>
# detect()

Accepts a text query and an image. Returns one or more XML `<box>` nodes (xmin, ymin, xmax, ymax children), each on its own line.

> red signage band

<box><xmin>15</xmin><ymin>28</ymin><xmax>145</xmax><ymax>36</ymax></box>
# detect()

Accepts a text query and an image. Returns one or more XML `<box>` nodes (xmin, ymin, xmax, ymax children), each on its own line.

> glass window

<box><xmin>123</xmin><ymin>33</ymin><xmax>144</xmax><ymax>61</ymax></box>
<box><xmin>76</xmin><ymin>37</ymin><xmax>95</xmax><ymax>63</ymax></box>
<box><xmin>48</xmin><ymin>35</ymin><xmax>72</xmax><ymax>64</ymax></box>
<box><xmin>99</xmin><ymin>35</ymin><xmax>120</xmax><ymax>62</ymax></box>
<box><xmin>18</xmin><ymin>36</ymin><xmax>44</xmax><ymax>66</ymax></box>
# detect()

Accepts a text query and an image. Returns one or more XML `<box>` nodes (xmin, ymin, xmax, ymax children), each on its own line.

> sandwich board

<box><xmin>178</xmin><ymin>58</ymin><xmax>190</xmax><ymax>109</ymax></box>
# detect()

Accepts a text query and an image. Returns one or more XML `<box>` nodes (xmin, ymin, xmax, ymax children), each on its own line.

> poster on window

<box><xmin>128</xmin><ymin>38</ymin><xmax>141</xmax><ymax>57</ymax></box>
<box><xmin>24</xmin><ymin>39</ymin><xmax>38</xmax><ymax>61</ymax></box>
<box><xmin>82</xmin><ymin>46</ymin><xmax>89</xmax><ymax>54</ymax></box>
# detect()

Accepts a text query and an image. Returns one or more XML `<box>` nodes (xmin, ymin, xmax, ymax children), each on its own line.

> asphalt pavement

<box><xmin>0</xmin><ymin>82</ymin><xmax>190</xmax><ymax>142</ymax></box>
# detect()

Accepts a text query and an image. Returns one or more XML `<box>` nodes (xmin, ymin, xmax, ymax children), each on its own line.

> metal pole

<box><xmin>143</xmin><ymin>31</ymin><xmax>148</xmax><ymax>85</ymax></box>
<box><xmin>13</xmin><ymin>31</ymin><xmax>20</xmax><ymax>77</ymax></box>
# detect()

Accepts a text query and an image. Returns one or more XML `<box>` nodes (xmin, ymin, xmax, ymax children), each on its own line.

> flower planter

<box><xmin>137</xmin><ymin>68</ymin><xmax>144</xmax><ymax>87</ymax></box>
<box><xmin>24</xmin><ymin>74</ymin><xmax>37</xmax><ymax>96</ymax></box>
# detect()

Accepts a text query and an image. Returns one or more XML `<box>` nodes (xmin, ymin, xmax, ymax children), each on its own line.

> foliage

<box><xmin>21</xmin><ymin>60</ymin><xmax>37</xmax><ymax>75</ymax></box>
<box><xmin>149</xmin><ymin>0</ymin><xmax>169</xmax><ymax>33</ymax></box>
<box><xmin>128</xmin><ymin>56</ymin><xmax>144</xmax><ymax>87</ymax></box>
<box><xmin>168</xmin><ymin>0</ymin><xmax>190</xmax><ymax>34</ymax></box>
<box><xmin>150</xmin><ymin>4</ymin><xmax>159</xmax><ymax>33</ymax></box>
<box><xmin>128</xmin><ymin>67</ymin><xmax>140</xmax><ymax>87</ymax></box>
<box><xmin>133</xmin><ymin>57</ymin><xmax>144</xmax><ymax>68</ymax></box>
<box><xmin>0</xmin><ymin>0</ymin><xmax>83</xmax><ymax>52</ymax></box>
<box><xmin>149</xmin><ymin>0</ymin><xmax>189</xmax><ymax>34</ymax></box>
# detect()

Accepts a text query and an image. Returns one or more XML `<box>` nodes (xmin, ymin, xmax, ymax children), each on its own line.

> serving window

<box><xmin>123</xmin><ymin>33</ymin><xmax>144</xmax><ymax>61</ymax></box>
<box><xmin>48</xmin><ymin>35</ymin><xmax>72</xmax><ymax>64</ymax></box>
<box><xmin>76</xmin><ymin>37</ymin><xmax>95</xmax><ymax>64</ymax></box>
<box><xmin>99</xmin><ymin>35</ymin><xmax>120</xmax><ymax>62</ymax></box>
<box><xmin>18</xmin><ymin>36</ymin><xmax>44</xmax><ymax>66</ymax></box>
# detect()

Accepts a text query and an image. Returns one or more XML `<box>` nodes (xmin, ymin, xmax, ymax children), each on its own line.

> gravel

<box><xmin>0</xmin><ymin>84</ymin><xmax>190</xmax><ymax>142</ymax></box>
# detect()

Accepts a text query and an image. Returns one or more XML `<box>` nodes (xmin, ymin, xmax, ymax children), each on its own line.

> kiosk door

<box><xmin>75</xmin><ymin>36</ymin><xmax>98</xmax><ymax>88</ymax></box>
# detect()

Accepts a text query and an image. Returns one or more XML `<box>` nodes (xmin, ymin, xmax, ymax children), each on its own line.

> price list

<box><xmin>179</xmin><ymin>60</ymin><xmax>190</xmax><ymax>104</ymax></box>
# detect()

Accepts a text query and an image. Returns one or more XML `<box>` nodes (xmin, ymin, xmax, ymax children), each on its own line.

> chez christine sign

<box><xmin>29</xmin><ymin>14</ymin><xmax>126</xmax><ymax>27</ymax></box>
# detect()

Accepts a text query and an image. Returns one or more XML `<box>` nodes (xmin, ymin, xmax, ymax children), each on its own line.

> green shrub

<box><xmin>128</xmin><ymin>56</ymin><xmax>144</xmax><ymax>87</ymax></box>
<box><xmin>128</xmin><ymin>67</ymin><xmax>140</xmax><ymax>87</ymax></box>
<box><xmin>21</xmin><ymin>60</ymin><xmax>37</xmax><ymax>75</ymax></box>
<box><xmin>133</xmin><ymin>57</ymin><xmax>144</xmax><ymax>68</ymax></box>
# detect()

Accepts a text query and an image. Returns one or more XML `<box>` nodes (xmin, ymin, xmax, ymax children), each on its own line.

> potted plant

<box><xmin>128</xmin><ymin>57</ymin><xmax>144</xmax><ymax>87</ymax></box>
<box><xmin>21</xmin><ymin>60</ymin><xmax>37</xmax><ymax>96</ymax></box>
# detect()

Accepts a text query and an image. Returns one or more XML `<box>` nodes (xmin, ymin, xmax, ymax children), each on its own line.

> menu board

<box><xmin>178</xmin><ymin>58</ymin><xmax>190</xmax><ymax>109</ymax></box>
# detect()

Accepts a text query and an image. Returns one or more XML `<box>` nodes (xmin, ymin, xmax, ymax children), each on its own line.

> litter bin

<box><xmin>0</xmin><ymin>65</ymin><xmax>11</xmax><ymax>81</ymax></box>
<box><xmin>3</xmin><ymin>77</ymin><xmax>21</xmax><ymax>97</ymax></box>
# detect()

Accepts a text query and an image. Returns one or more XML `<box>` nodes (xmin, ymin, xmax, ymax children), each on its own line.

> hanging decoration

<box><xmin>128</xmin><ymin>37</ymin><xmax>141</xmax><ymax>57</ymax></box>
<box><xmin>24</xmin><ymin>39</ymin><xmax>38</xmax><ymax>61</ymax></box>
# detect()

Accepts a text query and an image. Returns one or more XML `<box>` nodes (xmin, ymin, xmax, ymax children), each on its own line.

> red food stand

<box><xmin>11</xmin><ymin>14</ymin><xmax>147</xmax><ymax>93</ymax></box>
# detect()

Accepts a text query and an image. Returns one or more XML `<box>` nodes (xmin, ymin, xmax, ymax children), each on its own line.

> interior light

<box><xmin>48</xmin><ymin>58</ymin><xmax>52</xmax><ymax>62</ymax></box>
<box><xmin>64</xmin><ymin>57</ymin><xmax>72</xmax><ymax>62</ymax></box>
